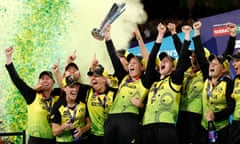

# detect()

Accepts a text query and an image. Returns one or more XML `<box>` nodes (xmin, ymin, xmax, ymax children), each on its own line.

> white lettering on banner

<box><xmin>213</xmin><ymin>24</ymin><xmax>240</xmax><ymax>37</ymax></box>
<box><xmin>235</xmin><ymin>40</ymin><xmax>240</xmax><ymax>49</ymax></box>
<box><xmin>213</xmin><ymin>26</ymin><xmax>229</xmax><ymax>37</ymax></box>
<box><xmin>213</xmin><ymin>23</ymin><xmax>227</xmax><ymax>27</ymax></box>
<box><xmin>214</xmin><ymin>29</ymin><xmax>228</xmax><ymax>34</ymax></box>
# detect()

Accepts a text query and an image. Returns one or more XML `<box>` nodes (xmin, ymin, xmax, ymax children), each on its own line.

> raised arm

<box><xmin>104</xmin><ymin>24</ymin><xmax>128</xmax><ymax>81</ymax></box>
<box><xmin>61</xmin><ymin>50</ymin><xmax>78</xmax><ymax>77</ymax></box>
<box><xmin>192</xmin><ymin>21</ymin><xmax>209</xmax><ymax>80</ymax></box>
<box><xmin>5</xmin><ymin>46</ymin><xmax>36</xmax><ymax>104</ymax></box>
<box><xmin>167</xmin><ymin>22</ymin><xmax>182</xmax><ymax>55</ymax></box>
<box><xmin>133</xmin><ymin>26</ymin><xmax>149</xmax><ymax>64</ymax></box>
<box><xmin>144</xmin><ymin>23</ymin><xmax>166</xmax><ymax>88</ymax></box>
<box><xmin>64</xmin><ymin>50</ymin><xmax>77</xmax><ymax>69</ymax></box>
<box><xmin>222</xmin><ymin>22</ymin><xmax>237</xmax><ymax>57</ymax></box>
<box><xmin>172</xmin><ymin>25</ymin><xmax>192</xmax><ymax>84</ymax></box>
<box><xmin>90</xmin><ymin>53</ymin><xmax>99</xmax><ymax>71</ymax></box>
<box><xmin>52</xmin><ymin>59</ymin><xmax>63</xmax><ymax>89</ymax></box>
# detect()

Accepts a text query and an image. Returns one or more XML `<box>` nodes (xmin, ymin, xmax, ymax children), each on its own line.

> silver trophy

<box><xmin>91</xmin><ymin>3</ymin><xmax>126</xmax><ymax>41</ymax></box>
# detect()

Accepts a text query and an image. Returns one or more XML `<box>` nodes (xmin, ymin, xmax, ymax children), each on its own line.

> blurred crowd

<box><xmin>130</xmin><ymin>18</ymin><xmax>194</xmax><ymax>47</ymax></box>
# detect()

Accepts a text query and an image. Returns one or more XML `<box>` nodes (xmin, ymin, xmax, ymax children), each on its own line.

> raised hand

<box><xmin>52</xmin><ymin>59</ymin><xmax>60</xmax><ymax>74</ymax></box>
<box><xmin>91</xmin><ymin>53</ymin><xmax>99</xmax><ymax>70</ymax></box>
<box><xmin>156</xmin><ymin>23</ymin><xmax>166</xmax><ymax>43</ymax></box>
<box><xmin>104</xmin><ymin>24</ymin><xmax>111</xmax><ymax>41</ymax></box>
<box><xmin>5</xmin><ymin>46</ymin><xmax>14</xmax><ymax>65</ymax></box>
<box><xmin>182</xmin><ymin>25</ymin><xmax>192</xmax><ymax>41</ymax></box>
<box><xmin>167</xmin><ymin>22</ymin><xmax>177</xmax><ymax>35</ymax></box>
<box><xmin>133</xmin><ymin>26</ymin><xmax>142</xmax><ymax>40</ymax></box>
<box><xmin>193</xmin><ymin>21</ymin><xmax>202</xmax><ymax>31</ymax></box>
<box><xmin>67</xmin><ymin>50</ymin><xmax>77</xmax><ymax>64</ymax></box>
<box><xmin>33</xmin><ymin>81</ymin><xmax>43</xmax><ymax>91</ymax></box>
<box><xmin>226</xmin><ymin>22</ymin><xmax>237</xmax><ymax>37</ymax></box>
<box><xmin>193</xmin><ymin>21</ymin><xmax>202</xmax><ymax>36</ymax></box>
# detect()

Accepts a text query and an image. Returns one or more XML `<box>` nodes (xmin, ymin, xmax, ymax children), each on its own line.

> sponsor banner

<box><xmin>212</xmin><ymin>24</ymin><xmax>240</xmax><ymax>37</ymax></box>
<box><xmin>200</xmin><ymin>9</ymin><xmax>240</xmax><ymax>55</ymax></box>
<box><xmin>236</xmin><ymin>40</ymin><xmax>240</xmax><ymax>49</ymax></box>
<box><xmin>213</xmin><ymin>24</ymin><xmax>231</xmax><ymax>37</ymax></box>
<box><xmin>129</xmin><ymin>9</ymin><xmax>240</xmax><ymax>77</ymax></box>
<box><xmin>130</xmin><ymin>9</ymin><xmax>240</xmax><ymax>56</ymax></box>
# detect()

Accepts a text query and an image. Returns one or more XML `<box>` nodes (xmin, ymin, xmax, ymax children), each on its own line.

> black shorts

<box><xmin>104</xmin><ymin>113</ymin><xmax>141</xmax><ymax>144</ymax></box>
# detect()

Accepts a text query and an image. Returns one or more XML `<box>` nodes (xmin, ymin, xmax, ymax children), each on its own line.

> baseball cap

<box><xmin>228</xmin><ymin>50</ymin><xmax>240</xmax><ymax>60</ymax></box>
<box><xmin>127</xmin><ymin>53</ymin><xmax>143</xmax><ymax>64</ymax></box>
<box><xmin>62</xmin><ymin>75</ymin><xmax>81</xmax><ymax>87</ymax></box>
<box><xmin>87</xmin><ymin>64</ymin><xmax>108</xmax><ymax>77</ymax></box>
<box><xmin>159</xmin><ymin>52</ymin><xmax>175</xmax><ymax>61</ymax></box>
<box><xmin>39</xmin><ymin>71</ymin><xmax>54</xmax><ymax>80</ymax></box>
<box><xmin>189</xmin><ymin>47</ymin><xmax>210</xmax><ymax>58</ymax></box>
<box><xmin>158</xmin><ymin>52</ymin><xmax>177</xmax><ymax>66</ymax></box>
<box><xmin>208</xmin><ymin>54</ymin><xmax>229</xmax><ymax>69</ymax></box>
<box><xmin>116</xmin><ymin>49</ymin><xmax>129</xmax><ymax>58</ymax></box>
<box><xmin>65</xmin><ymin>62</ymin><xmax>79</xmax><ymax>71</ymax></box>
<box><xmin>203</xmin><ymin>47</ymin><xmax>210</xmax><ymax>58</ymax></box>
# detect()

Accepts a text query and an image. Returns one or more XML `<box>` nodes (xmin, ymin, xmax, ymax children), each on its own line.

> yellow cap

<box><xmin>203</xmin><ymin>47</ymin><xmax>210</xmax><ymax>58</ymax></box>
<box><xmin>208</xmin><ymin>54</ymin><xmax>230</xmax><ymax>71</ymax></box>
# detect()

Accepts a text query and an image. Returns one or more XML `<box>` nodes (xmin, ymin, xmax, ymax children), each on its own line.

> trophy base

<box><xmin>91</xmin><ymin>28</ymin><xmax>105</xmax><ymax>41</ymax></box>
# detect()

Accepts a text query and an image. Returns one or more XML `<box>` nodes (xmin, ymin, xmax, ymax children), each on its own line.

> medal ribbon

<box><xmin>67</xmin><ymin>104</ymin><xmax>77</xmax><ymax>123</ymax></box>
<box><xmin>120</xmin><ymin>77</ymin><xmax>139</xmax><ymax>89</ymax></box>
<box><xmin>42</xmin><ymin>93</ymin><xmax>52</xmax><ymax>113</ymax></box>
<box><xmin>95</xmin><ymin>92</ymin><xmax>107</xmax><ymax>109</ymax></box>
<box><xmin>151</xmin><ymin>81</ymin><xmax>164</xmax><ymax>102</ymax></box>
<box><xmin>207</xmin><ymin>75</ymin><xmax>225</xmax><ymax>100</ymax></box>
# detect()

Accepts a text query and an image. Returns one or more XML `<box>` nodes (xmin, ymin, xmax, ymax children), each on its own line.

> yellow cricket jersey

<box><xmin>231</xmin><ymin>77</ymin><xmax>240</xmax><ymax>120</ymax></box>
<box><xmin>179</xmin><ymin>68</ymin><xmax>204</xmax><ymax>114</ymax></box>
<box><xmin>109</xmin><ymin>75</ymin><xmax>148</xmax><ymax>114</ymax></box>
<box><xmin>27</xmin><ymin>93</ymin><xmax>60</xmax><ymax>139</ymax></box>
<box><xmin>142</xmin><ymin>76</ymin><xmax>181</xmax><ymax>125</ymax></box>
<box><xmin>86</xmin><ymin>88</ymin><xmax>115</xmax><ymax>136</ymax></box>
<box><xmin>53</xmin><ymin>102</ymin><xmax>87</xmax><ymax>142</ymax></box>
<box><xmin>201</xmin><ymin>79</ymin><xmax>229</xmax><ymax>131</ymax></box>
<box><xmin>107</xmin><ymin>75</ymin><xmax>119</xmax><ymax>89</ymax></box>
